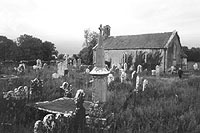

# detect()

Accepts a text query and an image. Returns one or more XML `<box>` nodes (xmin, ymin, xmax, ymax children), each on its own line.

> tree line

<box><xmin>182</xmin><ymin>46</ymin><xmax>200</xmax><ymax>62</ymax></box>
<box><xmin>0</xmin><ymin>34</ymin><xmax>58</xmax><ymax>62</ymax></box>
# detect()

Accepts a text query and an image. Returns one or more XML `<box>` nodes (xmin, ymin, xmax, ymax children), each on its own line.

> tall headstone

<box><xmin>124</xmin><ymin>62</ymin><xmax>127</xmax><ymax>72</ymax></box>
<box><xmin>64</xmin><ymin>54</ymin><xmax>68</xmax><ymax>68</ymax></box>
<box><xmin>73</xmin><ymin>59</ymin><xmax>77</xmax><ymax>67</ymax></box>
<box><xmin>36</xmin><ymin>59</ymin><xmax>42</xmax><ymax>67</ymax></box>
<box><xmin>142</xmin><ymin>79</ymin><xmax>148</xmax><ymax>91</ymax></box>
<box><xmin>90</xmin><ymin>24</ymin><xmax>110</xmax><ymax>102</ymax></box>
<box><xmin>57</xmin><ymin>62</ymin><xmax>64</xmax><ymax>76</ymax></box>
<box><xmin>156</xmin><ymin>65</ymin><xmax>160</xmax><ymax>77</ymax></box>
<box><xmin>120</xmin><ymin>71</ymin><xmax>127</xmax><ymax>83</ymax></box>
<box><xmin>137</xmin><ymin>65</ymin><xmax>142</xmax><ymax>74</ymax></box>
<box><xmin>77</xmin><ymin>58</ymin><xmax>81</xmax><ymax>67</ymax></box>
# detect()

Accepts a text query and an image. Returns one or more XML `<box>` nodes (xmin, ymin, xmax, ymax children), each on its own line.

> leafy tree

<box><xmin>57</xmin><ymin>54</ymin><xmax>65</xmax><ymax>60</ymax></box>
<box><xmin>79</xmin><ymin>29</ymin><xmax>98</xmax><ymax>65</ymax></box>
<box><xmin>0</xmin><ymin>36</ymin><xmax>17</xmax><ymax>61</ymax></box>
<box><xmin>182</xmin><ymin>46</ymin><xmax>200</xmax><ymax>62</ymax></box>
<box><xmin>134</xmin><ymin>51</ymin><xmax>146</xmax><ymax>70</ymax></box>
<box><xmin>17</xmin><ymin>34</ymin><xmax>43</xmax><ymax>60</ymax></box>
<box><xmin>41</xmin><ymin>41</ymin><xmax>58</xmax><ymax>61</ymax></box>
<box><xmin>16</xmin><ymin>34</ymin><xmax>58</xmax><ymax>61</ymax></box>
<box><xmin>0</xmin><ymin>34</ymin><xmax>58</xmax><ymax>62</ymax></box>
<box><xmin>147</xmin><ymin>51</ymin><xmax>163</xmax><ymax>70</ymax></box>
<box><xmin>127</xmin><ymin>54</ymin><xmax>133</xmax><ymax>70</ymax></box>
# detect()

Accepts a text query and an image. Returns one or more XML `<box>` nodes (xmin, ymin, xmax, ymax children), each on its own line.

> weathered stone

<box><xmin>156</xmin><ymin>65</ymin><xmax>160</xmax><ymax>77</ymax></box>
<box><xmin>90</xmin><ymin>24</ymin><xmax>110</xmax><ymax>102</ymax></box>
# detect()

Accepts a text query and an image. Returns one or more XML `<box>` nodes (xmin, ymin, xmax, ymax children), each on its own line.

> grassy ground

<box><xmin>104</xmin><ymin>73</ymin><xmax>200</xmax><ymax>132</ymax></box>
<box><xmin>0</xmin><ymin>64</ymin><xmax>92</xmax><ymax>133</ymax></box>
<box><xmin>1</xmin><ymin>64</ymin><xmax>200</xmax><ymax>132</ymax></box>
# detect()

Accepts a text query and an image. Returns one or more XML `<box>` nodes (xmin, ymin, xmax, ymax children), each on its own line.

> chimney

<box><xmin>103</xmin><ymin>25</ymin><xmax>111</xmax><ymax>40</ymax></box>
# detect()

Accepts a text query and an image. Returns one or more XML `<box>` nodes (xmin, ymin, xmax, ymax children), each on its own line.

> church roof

<box><xmin>103</xmin><ymin>31</ymin><xmax>175</xmax><ymax>50</ymax></box>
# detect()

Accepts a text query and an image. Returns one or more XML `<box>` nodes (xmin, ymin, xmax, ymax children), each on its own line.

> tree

<box><xmin>146</xmin><ymin>51</ymin><xmax>163</xmax><ymax>70</ymax></box>
<box><xmin>82</xmin><ymin>29</ymin><xmax>98</xmax><ymax>47</ymax></box>
<box><xmin>57</xmin><ymin>54</ymin><xmax>65</xmax><ymax>60</ymax></box>
<box><xmin>16</xmin><ymin>34</ymin><xmax>58</xmax><ymax>61</ymax></box>
<box><xmin>127</xmin><ymin>54</ymin><xmax>133</xmax><ymax>70</ymax></box>
<box><xmin>79</xmin><ymin>29</ymin><xmax>98</xmax><ymax>65</ymax></box>
<box><xmin>134</xmin><ymin>51</ymin><xmax>146</xmax><ymax>70</ymax></box>
<box><xmin>0</xmin><ymin>36</ymin><xmax>16</xmax><ymax>61</ymax></box>
<box><xmin>17</xmin><ymin>34</ymin><xmax>43</xmax><ymax>60</ymax></box>
<box><xmin>182</xmin><ymin>46</ymin><xmax>200</xmax><ymax>62</ymax></box>
<box><xmin>41</xmin><ymin>41</ymin><xmax>58</xmax><ymax>61</ymax></box>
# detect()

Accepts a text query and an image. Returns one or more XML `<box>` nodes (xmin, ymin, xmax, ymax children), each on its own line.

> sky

<box><xmin>0</xmin><ymin>0</ymin><xmax>200</xmax><ymax>55</ymax></box>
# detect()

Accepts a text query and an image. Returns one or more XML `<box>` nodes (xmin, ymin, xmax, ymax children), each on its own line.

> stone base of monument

<box><xmin>92</xmin><ymin>76</ymin><xmax>108</xmax><ymax>103</ymax></box>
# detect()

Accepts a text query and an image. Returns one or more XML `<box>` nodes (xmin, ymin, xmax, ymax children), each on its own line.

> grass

<box><xmin>103</xmin><ymin>75</ymin><xmax>200</xmax><ymax>132</ymax></box>
<box><xmin>0</xmin><ymin>64</ymin><xmax>92</xmax><ymax>133</ymax></box>
<box><xmin>1</xmin><ymin>63</ymin><xmax>200</xmax><ymax>132</ymax></box>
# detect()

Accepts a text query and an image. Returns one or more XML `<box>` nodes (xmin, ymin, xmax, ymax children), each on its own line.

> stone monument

<box><xmin>90</xmin><ymin>24</ymin><xmax>110</xmax><ymax>102</ymax></box>
<box><xmin>77</xmin><ymin>58</ymin><xmax>81</xmax><ymax>67</ymax></box>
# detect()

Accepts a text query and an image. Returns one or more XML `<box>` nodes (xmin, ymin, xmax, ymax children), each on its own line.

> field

<box><xmin>1</xmin><ymin>63</ymin><xmax>200</xmax><ymax>132</ymax></box>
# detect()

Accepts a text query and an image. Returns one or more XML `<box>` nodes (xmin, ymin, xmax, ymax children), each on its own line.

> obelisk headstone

<box><xmin>90</xmin><ymin>24</ymin><xmax>110</xmax><ymax>102</ymax></box>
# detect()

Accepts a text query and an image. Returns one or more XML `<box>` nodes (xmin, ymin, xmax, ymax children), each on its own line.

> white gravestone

<box><xmin>108</xmin><ymin>73</ymin><xmax>114</xmax><ymax>85</ymax></box>
<box><xmin>142</xmin><ymin>79</ymin><xmax>148</xmax><ymax>91</ymax></box>
<box><xmin>120</xmin><ymin>71</ymin><xmax>127</xmax><ymax>83</ymax></box>
<box><xmin>73</xmin><ymin>59</ymin><xmax>77</xmax><ymax>67</ymax></box>
<box><xmin>124</xmin><ymin>63</ymin><xmax>127</xmax><ymax>72</ymax></box>
<box><xmin>156</xmin><ymin>65</ymin><xmax>160</xmax><ymax>77</ymax></box>
<box><xmin>36</xmin><ymin>59</ymin><xmax>42</xmax><ymax>67</ymax></box>
<box><xmin>193</xmin><ymin>63</ymin><xmax>199</xmax><ymax>70</ymax></box>
<box><xmin>77</xmin><ymin>58</ymin><xmax>81</xmax><ymax>67</ymax></box>
<box><xmin>152</xmin><ymin>70</ymin><xmax>156</xmax><ymax>76</ymax></box>
<box><xmin>137</xmin><ymin>65</ymin><xmax>142</xmax><ymax>74</ymax></box>
<box><xmin>135</xmin><ymin>76</ymin><xmax>140</xmax><ymax>92</ymax></box>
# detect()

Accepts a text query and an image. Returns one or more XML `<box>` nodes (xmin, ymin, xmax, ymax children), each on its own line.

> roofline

<box><xmin>104</xmin><ymin>48</ymin><xmax>167</xmax><ymax>50</ymax></box>
<box><xmin>164</xmin><ymin>30</ymin><xmax>177</xmax><ymax>48</ymax></box>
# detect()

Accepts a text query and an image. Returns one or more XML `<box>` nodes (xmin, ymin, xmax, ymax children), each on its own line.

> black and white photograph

<box><xmin>0</xmin><ymin>0</ymin><xmax>200</xmax><ymax>132</ymax></box>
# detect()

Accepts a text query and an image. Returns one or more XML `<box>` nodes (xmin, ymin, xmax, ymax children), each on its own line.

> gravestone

<box><xmin>36</xmin><ymin>59</ymin><xmax>42</xmax><ymax>67</ymax></box>
<box><xmin>131</xmin><ymin>70</ymin><xmax>137</xmax><ymax>86</ymax></box>
<box><xmin>152</xmin><ymin>70</ymin><xmax>156</xmax><ymax>76</ymax></box>
<box><xmin>142</xmin><ymin>79</ymin><xmax>148</xmax><ymax>91</ymax></box>
<box><xmin>156</xmin><ymin>65</ymin><xmax>160</xmax><ymax>77</ymax></box>
<box><xmin>193</xmin><ymin>63</ymin><xmax>199</xmax><ymax>70</ymax></box>
<box><xmin>77</xmin><ymin>58</ymin><xmax>81</xmax><ymax>67</ymax></box>
<box><xmin>124</xmin><ymin>63</ymin><xmax>127</xmax><ymax>72</ymax></box>
<box><xmin>107</xmin><ymin>73</ymin><xmax>114</xmax><ymax>85</ymax></box>
<box><xmin>137</xmin><ymin>65</ymin><xmax>142</xmax><ymax>74</ymax></box>
<box><xmin>120</xmin><ymin>71</ymin><xmax>127</xmax><ymax>83</ymax></box>
<box><xmin>57</xmin><ymin>61</ymin><xmax>68</xmax><ymax>77</ymax></box>
<box><xmin>73</xmin><ymin>59</ymin><xmax>77</xmax><ymax>67</ymax></box>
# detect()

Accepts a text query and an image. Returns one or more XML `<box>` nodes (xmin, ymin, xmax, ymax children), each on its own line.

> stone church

<box><xmin>93</xmin><ymin>25</ymin><xmax>187</xmax><ymax>73</ymax></box>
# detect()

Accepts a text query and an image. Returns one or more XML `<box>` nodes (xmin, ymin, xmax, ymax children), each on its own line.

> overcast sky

<box><xmin>0</xmin><ymin>0</ymin><xmax>200</xmax><ymax>55</ymax></box>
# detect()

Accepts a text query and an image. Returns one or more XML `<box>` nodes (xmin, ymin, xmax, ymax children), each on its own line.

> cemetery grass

<box><xmin>0</xmin><ymin>64</ymin><xmax>91</xmax><ymax>133</ymax></box>
<box><xmin>1</xmin><ymin>65</ymin><xmax>200</xmax><ymax>132</ymax></box>
<box><xmin>105</xmin><ymin>75</ymin><xmax>200</xmax><ymax>132</ymax></box>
